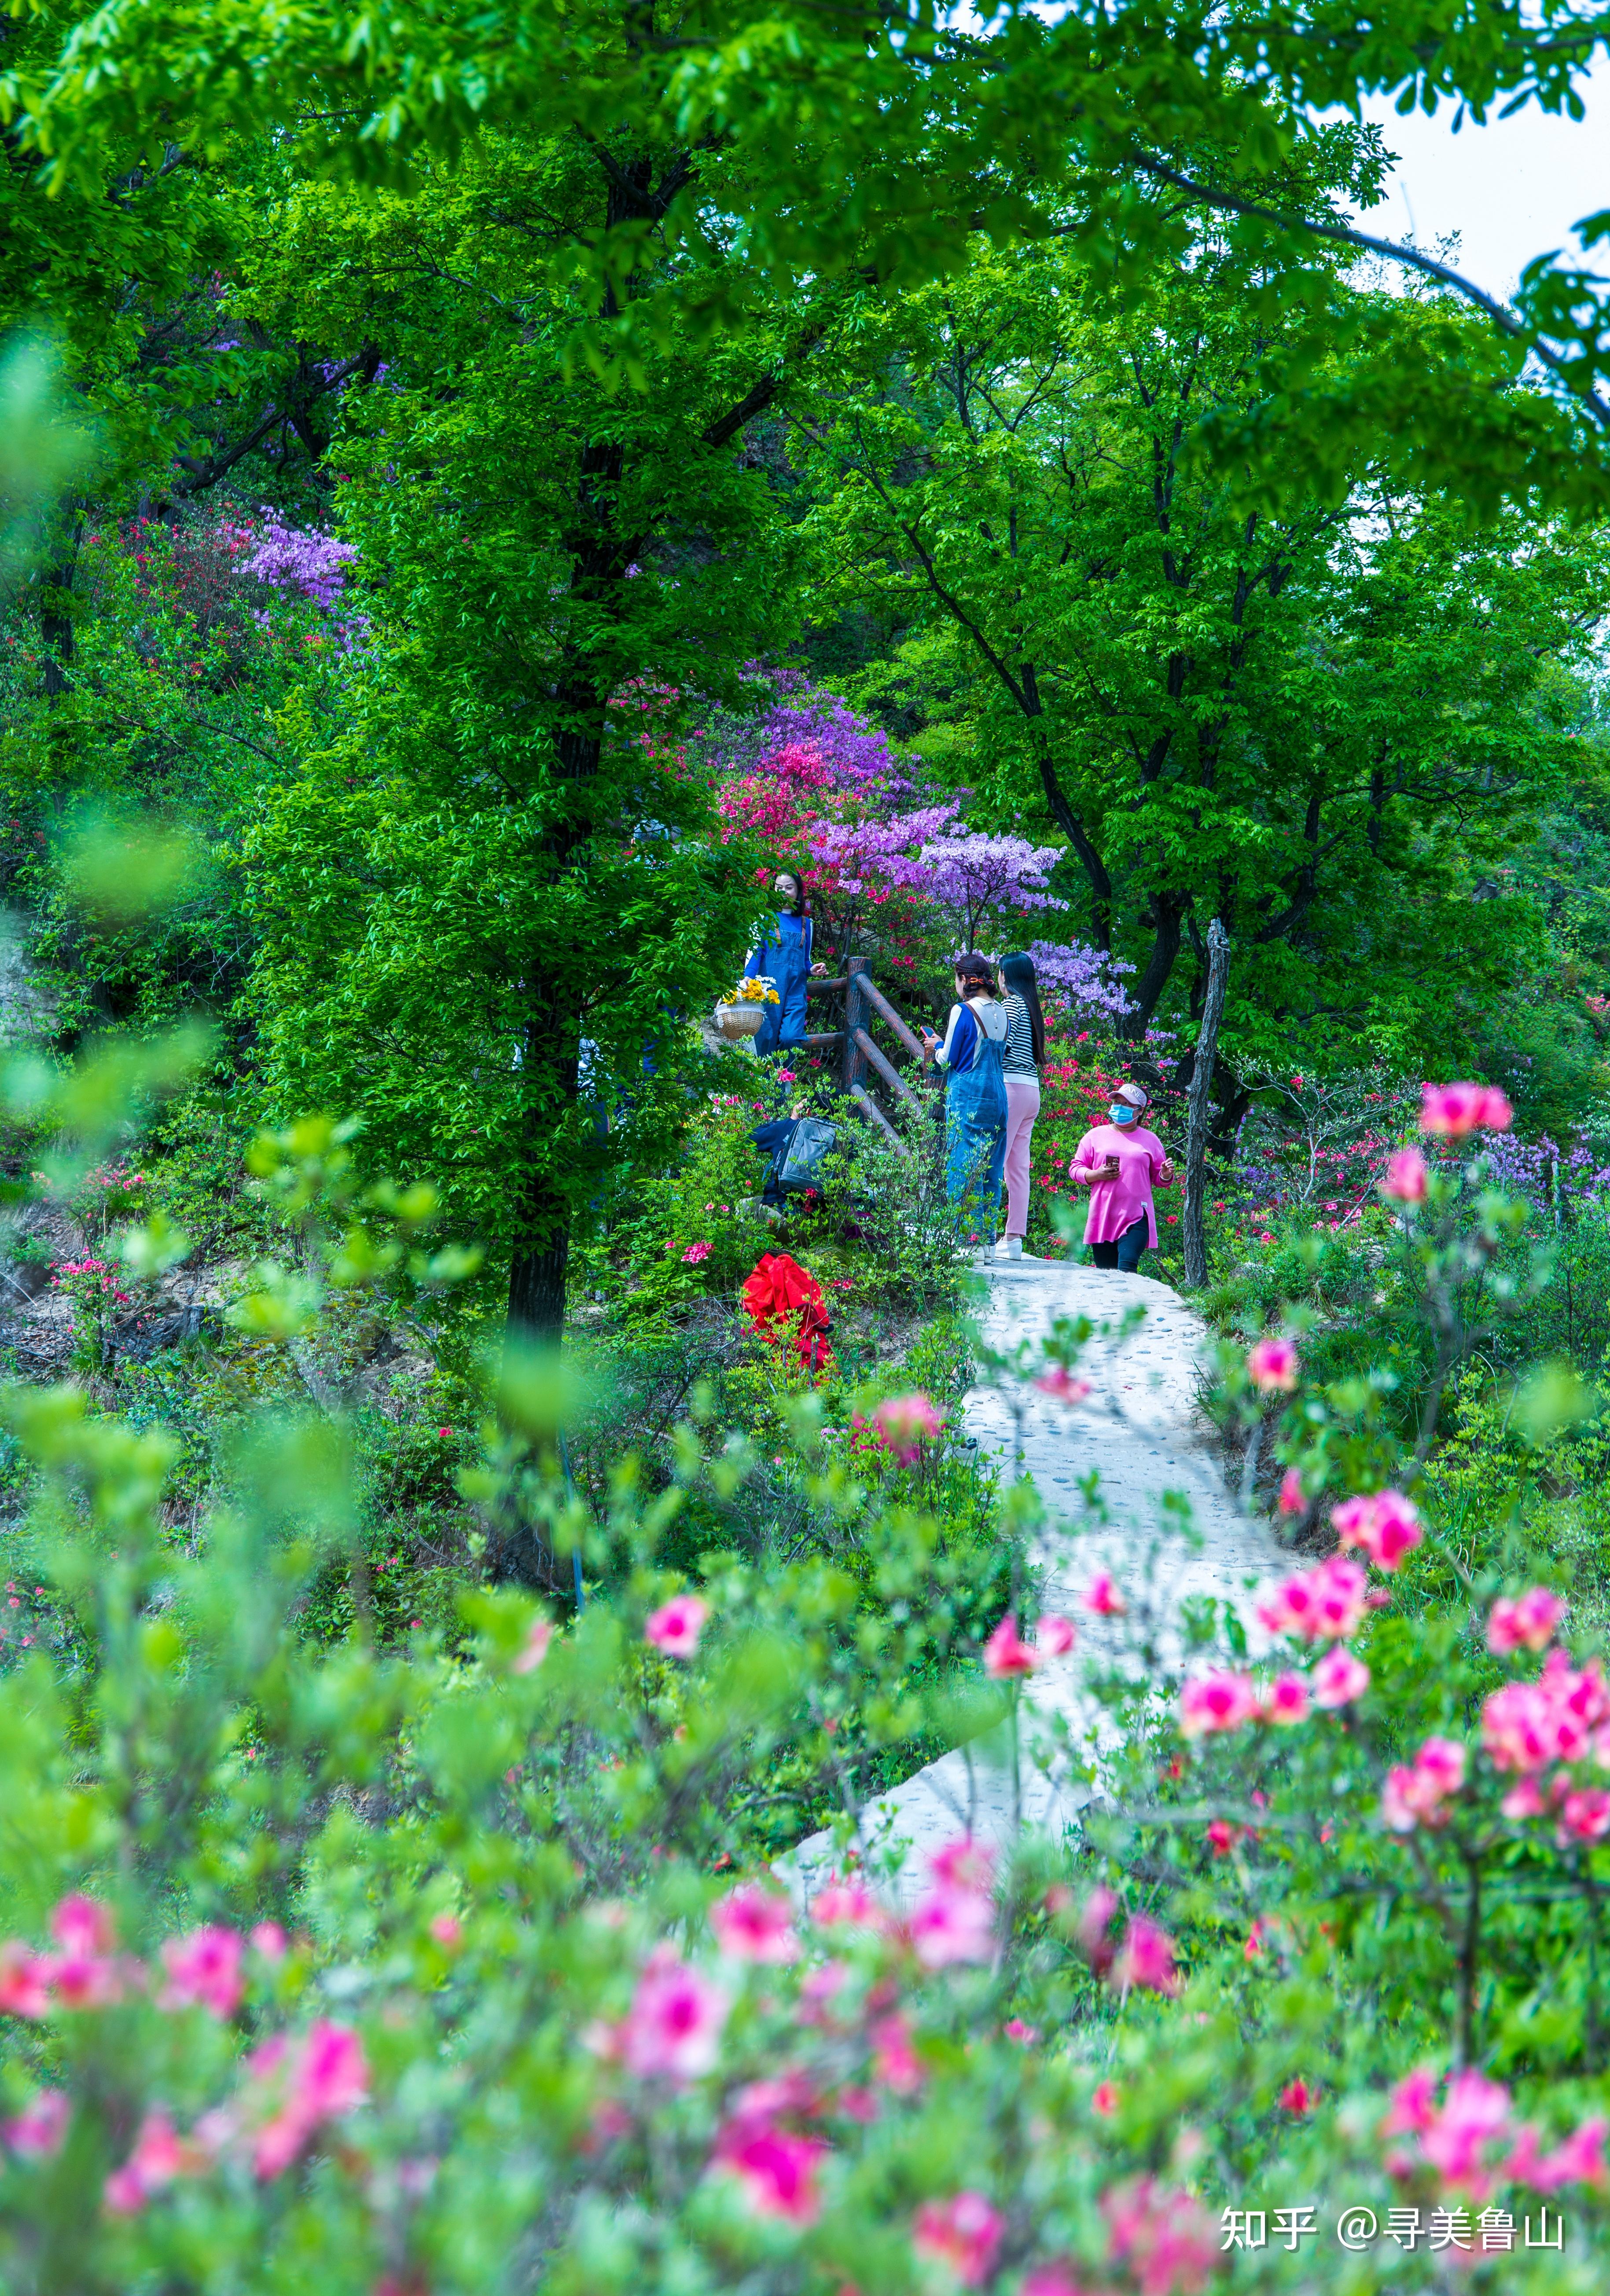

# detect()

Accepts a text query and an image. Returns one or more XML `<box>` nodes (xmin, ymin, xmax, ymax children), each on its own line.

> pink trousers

<box><xmin>1003</xmin><ymin>1075</ymin><xmax>1041</xmax><ymax>1236</ymax></box>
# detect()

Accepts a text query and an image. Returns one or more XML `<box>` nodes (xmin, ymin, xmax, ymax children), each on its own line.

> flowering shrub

<box><xmin>242</xmin><ymin>514</ymin><xmax>359</xmax><ymax>609</ymax></box>
<box><xmin>49</xmin><ymin>1253</ymin><xmax>132</xmax><ymax>1371</ymax></box>
<box><xmin>1</xmin><ymin>1078</ymin><xmax>1607</xmax><ymax>2292</ymax></box>
<box><xmin>849</xmin><ymin>1390</ymin><xmax>945</xmax><ymax>1468</ymax></box>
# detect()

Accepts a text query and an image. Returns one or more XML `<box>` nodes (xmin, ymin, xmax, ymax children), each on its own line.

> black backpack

<box><xmin>751</xmin><ymin>1116</ymin><xmax>838</xmax><ymax>1206</ymax></box>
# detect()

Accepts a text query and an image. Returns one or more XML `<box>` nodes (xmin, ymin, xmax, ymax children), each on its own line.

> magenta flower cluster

<box><xmin>0</xmin><ymin>1897</ymin><xmax>363</xmax><ymax>2206</ymax></box>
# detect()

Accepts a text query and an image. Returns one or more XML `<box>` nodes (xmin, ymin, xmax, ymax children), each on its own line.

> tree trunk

<box><xmin>501</xmin><ymin>405</ymin><xmax>622</xmax><ymax>1346</ymax></box>
<box><xmin>38</xmin><ymin>512</ymin><xmax>82</xmax><ymax>702</ymax></box>
<box><xmin>1182</xmin><ymin>916</ymin><xmax>1231</xmax><ymax>1289</ymax></box>
<box><xmin>1118</xmin><ymin>893</ymin><xmax>1184</xmax><ymax>1040</ymax></box>
<box><xmin>507</xmin><ymin>1221</ymin><xmax>571</xmax><ymax>1346</ymax></box>
<box><xmin>505</xmin><ymin>859</ymin><xmax>588</xmax><ymax>1347</ymax></box>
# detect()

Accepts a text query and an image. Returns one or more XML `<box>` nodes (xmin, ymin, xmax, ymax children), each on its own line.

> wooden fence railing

<box><xmin>803</xmin><ymin>967</ymin><xmax>937</xmax><ymax>1159</ymax></box>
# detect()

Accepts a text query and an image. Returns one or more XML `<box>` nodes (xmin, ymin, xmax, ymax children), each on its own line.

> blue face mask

<box><xmin>1110</xmin><ymin>1104</ymin><xmax>1139</xmax><ymax>1126</ymax></box>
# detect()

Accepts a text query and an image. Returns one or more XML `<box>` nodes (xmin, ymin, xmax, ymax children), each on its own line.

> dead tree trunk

<box><xmin>1182</xmin><ymin>916</ymin><xmax>1231</xmax><ymax>1289</ymax></box>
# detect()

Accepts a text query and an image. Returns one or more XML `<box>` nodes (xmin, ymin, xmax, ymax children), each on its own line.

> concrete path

<box><xmin>790</xmin><ymin>1258</ymin><xmax>1290</xmax><ymax>1902</ymax></box>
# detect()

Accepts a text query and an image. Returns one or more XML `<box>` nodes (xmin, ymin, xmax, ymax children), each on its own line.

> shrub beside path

<box><xmin>791</xmin><ymin>1259</ymin><xmax>1289</xmax><ymax>1901</ymax></box>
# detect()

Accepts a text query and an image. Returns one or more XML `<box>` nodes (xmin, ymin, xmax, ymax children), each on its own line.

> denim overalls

<box><xmin>944</xmin><ymin>1009</ymin><xmax>1008</xmax><ymax>1220</ymax></box>
<box><xmin>745</xmin><ymin>911</ymin><xmax>813</xmax><ymax>1056</ymax></box>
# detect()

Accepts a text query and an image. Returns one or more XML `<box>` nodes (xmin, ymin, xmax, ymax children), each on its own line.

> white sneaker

<box><xmin>996</xmin><ymin>1237</ymin><xmax>1023</xmax><ymax>1260</ymax></box>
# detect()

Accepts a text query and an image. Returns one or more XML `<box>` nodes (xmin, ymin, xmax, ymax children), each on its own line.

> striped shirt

<box><xmin>1002</xmin><ymin>992</ymin><xmax>1038</xmax><ymax>1077</ymax></box>
<box><xmin>934</xmin><ymin>998</ymin><xmax>1007</xmax><ymax>1074</ymax></box>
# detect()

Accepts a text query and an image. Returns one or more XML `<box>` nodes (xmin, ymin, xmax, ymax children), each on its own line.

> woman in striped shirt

<box><xmin>995</xmin><ymin>951</ymin><xmax>1045</xmax><ymax>1261</ymax></box>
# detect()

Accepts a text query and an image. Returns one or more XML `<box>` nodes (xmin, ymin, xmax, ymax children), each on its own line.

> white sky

<box><xmin>1345</xmin><ymin>66</ymin><xmax>1610</xmax><ymax>300</ymax></box>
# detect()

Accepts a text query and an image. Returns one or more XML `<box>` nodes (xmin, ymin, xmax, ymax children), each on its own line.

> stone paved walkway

<box><xmin>790</xmin><ymin>1258</ymin><xmax>1289</xmax><ymax>1902</ymax></box>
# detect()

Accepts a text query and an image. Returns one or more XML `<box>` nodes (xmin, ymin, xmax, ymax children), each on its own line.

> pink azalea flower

<box><xmin>871</xmin><ymin>1392</ymin><xmax>944</xmax><ymax>1463</ymax></box>
<box><xmin>1312</xmin><ymin>1646</ymin><xmax>1370</xmax><ymax>1708</ymax></box>
<box><xmin>710</xmin><ymin>1884</ymin><xmax>799</xmax><ymax>1963</ymax></box>
<box><xmin>713</xmin><ymin>2122</ymin><xmax>826</xmax><ymax>2223</ymax></box>
<box><xmin>1332</xmin><ymin>1488</ymin><xmax>1422</xmax><ymax>1572</ymax></box>
<box><xmin>44</xmin><ymin>1896</ymin><xmax>123</xmax><ymax>2010</ymax></box>
<box><xmin>1101</xmin><ymin>2178</ymin><xmax>1218</xmax><ymax>2296</ymax></box>
<box><xmin>1380</xmin><ymin>1147</ymin><xmax>1429</xmax><ymax>1202</ymax></box>
<box><xmin>51</xmin><ymin>1896</ymin><xmax>114</xmax><ymax>1957</ymax></box>
<box><xmin>1178</xmin><ymin>1669</ymin><xmax>1259</xmax><ymax>1738</ymax></box>
<box><xmin>1261</xmin><ymin>1672</ymin><xmax>1310</xmax><ymax>1726</ymax></box>
<box><xmin>1280</xmin><ymin>2078</ymin><xmax>1315</xmax><ymax>2114</ymax></box>
<box><xmin>1420</xmin><ymin>2070</ymin><xmax>1514</xmax><ymax>2192</ymax></box>
<box><xmin>1035</xmin><ymin>1613</ymin><xmax>1077</xmax><ymax>1656</ymax></box>
<box><xmin>1525</xmin><ymin>2116</ymin><xmax>1609</xmax><ymax>2192</ymax></box>
<box><xmin>1092</xmin><ymin>2080</ymin><xmax>1119</xmax><ymax>2115</ymax></box>
<box><xmin>250</xmin><ymin>1922</ymin><xmax>287</xmax><ymax>1962</ymax></box>
<box><xmin>1558</xmin><ymin>1788</ymin><xmax>1610</xmax><ymax>1843</ymax></box>
<box><xmin>1381</xmin><ymin>2065</ymin><xmax>1440</xmax><ymax>2135</ymax></box>
<box><xmin>1483</xmin><ymin>1651</ymin><xmax>1608</xmax><ymax>1773</ymax></box>
<box><xmin>104</xmin><ymin>2109</ymin><xmax>198</xmax><ymax>2214</ymax></box>
<box><xmin>1074</xmin><ymin>1885</ymin><xmax>1121</xmax><ymax>1976</ymax></box>
<box><xmin>511</xmin><ymin>1615</ymin><xmax>554</xmax><ymax>1674</ymax></box>
<box><xmin>160</xmin><ymin>1926</ymin><xmax>246</xmax><ymax>2019</ymax></box>
<box><xmin>247</xmin><ymin>2020</ymin><xmax>369</xmax><ymax>2179</ymax></box>
<box><xmin>1276</xmin><ymin>1467</ymin><xmax>1307</xmax><ymax>1515</ymax></box>
<box><xmin>930</xmin><ymin>1837</ymin><xmax>995</xmax><ymax>1893</ymax></box>
<box><xmin>912</xmin><ymin>2192</ymin><xmax>1004</xmax><ymax>2287</ymax></box>
<box><xmin>1502</xmin><ymin>1774</ymin><xmax>1550</xmax><ymax>1819</ymax></box>
<box><xmin>909</xmin><ymin>1885</ymin><xmax>996</xmax><ymax>1969</ymax></box>
<box><xmin>0</xmin><ymin>1943</ymin><xmax>51</xmax><ymax>2019</ymax></box>
<box><xmin>1487</xmin><ymin>1588</ymin><xmax>1566</xmax><ymax>1655</ymax></box>
<box><xmin>1246</xmin><ymin>1336</ymin><xmax>1298</xmax><ymax>1392</ymax></box>
<box><xmin>1022</xmin><ymin>2270</ymin><xmax>1084</xmax><ymax>2296</ymax></box>
<box><xmin>1205</xmin><ymin>1819</ymin><xmax>1238</xmax><ymax>1856</ymax></box>
<box><xmin>796</xmin><ymin>1962</ymin><xmax>849</xmax><ymax>2025</ymax></box>
<box><xmin>644</xmin><ymin>1595</ymin><xmax>709</xmax><ymax>1658</ymax></box>
<box><xmin>681</xmin><ymin>1240</ymin><xmax>713</xmax><ymax>1264</ymax></box>
<box><xmin>1082</xmin><ymin>1572</ymin><xmax>1127</xmax><ymax>1616</ymax></box>
<box><xmin>619</xmin><ymin>1947</ymin><xmax>729</xmax><ymax>2081</ymax></box>
<box><xmin>0</xmin><ymin>2089</ymin><xmax>69</xmax><ymax>2157</ymax></box>
<box><xmin>1034</xmin><ymin>1366</ymin><xmax>1092</xmax><ymax>1405</ymax></box>
<box><xmin>809</xmin><ymin>1878</ymin><xmax>881</xmax><ymax>1928</ymax></box>
<box><xmin>871</xmin><ymin>2010</ymin><xmax>925</xmax><ymax>2093</ymax></box>
<box><xmin>1382</xmin><ymin>1735</ymin><xmax>1467</xmax><ymax>1832</ymax></box>
<box><xmin>1110</xmin><ymin>1915</ymin><xmax>1180</xmax><ymax>1997</ymax></box>
<box><xmin>983</xmin><ymin>1614</ymin><xmax>1039</xmax><ymax>1677</ymax></box>
<box><xmin>1420</xmin><ymin>1082</ymin><xmax>1513</xmax><ymax>1139</ymax></box>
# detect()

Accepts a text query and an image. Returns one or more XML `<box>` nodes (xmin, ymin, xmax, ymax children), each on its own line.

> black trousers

<box><xmin>1090</xmin><ymin>1217</ymin><xmax>1148</xmax><ymax>1272</ymax></box>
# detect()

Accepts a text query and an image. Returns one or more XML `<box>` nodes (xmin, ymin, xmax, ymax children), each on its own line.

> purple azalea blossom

<box><xmin>244</xmin><ymin>518</ymin><xmax>359</xmax><ymax>609</ymax></box>
<box><xmin>918</xmin><ymin>833</ymin><xmax>1070</xmax><ymax>949</ymax></box>
<box><xmin>1024</xmin><ymin>940</ymin><xmax>1138</xmax><ymax>1024</ymax></box>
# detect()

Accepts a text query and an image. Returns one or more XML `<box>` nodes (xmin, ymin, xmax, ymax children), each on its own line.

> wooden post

<box><xmin>1182</xmin><ymin>916</ymin><xmax>1231</xmax><ymax>1290</ymax></box>
<box><xmin>842</xmin><ymin>969</ymin><xmax>866</xmax><ymax>1093</ymax></box>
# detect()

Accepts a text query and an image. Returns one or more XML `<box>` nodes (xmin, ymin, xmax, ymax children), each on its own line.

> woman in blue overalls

<box><xmin>919</xmin><ymin>952</ymin><xmax>1009</xmax><ymax>1229</ymax></box>
<box><xmin>743</xmin><ymin>869</ymin><xmax>823</xmax><ymax>1056</ymax></box>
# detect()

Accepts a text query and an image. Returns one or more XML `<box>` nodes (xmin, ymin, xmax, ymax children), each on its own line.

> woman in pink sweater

<box><xmin>1069</xmin><ymin>1081</ymin><xmax>1173</xmax><ymax>1273</ymax></box>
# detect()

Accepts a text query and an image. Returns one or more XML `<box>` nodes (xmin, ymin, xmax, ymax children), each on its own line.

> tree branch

<box><xmin>1127</xmin><ymin>157</ymin><xmax>1610</xmax><ymax>432</ymax></box>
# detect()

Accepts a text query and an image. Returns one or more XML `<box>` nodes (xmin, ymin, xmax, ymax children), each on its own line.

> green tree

<box><xmin>236</xmin><ymin>140</ymin><xmax>825</xmax><ymax>1331</ymax></box>
<box><xmin>11</xmin><ymin>0</ymin><xmax>1610</xmax><ymax>503</ymax></box>
<box><xmin>798</xmin><ymin>230</ymin><xmax>1610</xmax><ymax>1066</ymax></box>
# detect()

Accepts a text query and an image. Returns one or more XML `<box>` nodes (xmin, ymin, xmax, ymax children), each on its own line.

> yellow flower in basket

<box><xmin>720</xmin><ymin>977</ymin><xmax>781</xmax><ymax>1006</ymax></box>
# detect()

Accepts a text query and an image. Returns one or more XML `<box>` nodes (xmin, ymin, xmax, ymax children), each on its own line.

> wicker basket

<box><xmin>716</xmin><ymin>1001</ymin><xmax>768</xmax><ymax>1040</ymax></box>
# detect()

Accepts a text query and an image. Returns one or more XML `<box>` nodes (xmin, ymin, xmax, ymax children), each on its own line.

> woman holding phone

<box><xmin>1070</xmin><ymin>1081</ymin><xmax>1173</xmax><ymax>1272</ymax></box>
<box><xmin>919</xmin><ymin>952</ymin><xmax>1010</xmax><ymax>1229</ymax></box>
